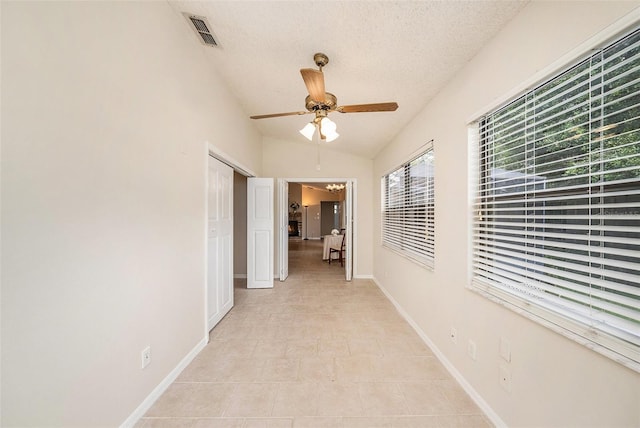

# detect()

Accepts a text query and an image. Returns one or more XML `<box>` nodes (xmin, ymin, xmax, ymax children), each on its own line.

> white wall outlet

<box><xmin>450</xmin><ymin>327</ymin><xmax>458</xmax><ymax>344</ymax></box>
<box><xmin>500</xmin><ymin>363</ymin><xmax>512</xmax><ymax>392</ymax></box>
<box><xmin>141</xmin><ymin>346</ymin><xmax>151</xmax><ymax>369</ymax></box>
<box><xmin>499</xmin><ymin>337</ymin><xmax>511</xmax><ymax>362</ymax></box>
<box><xmin>467</xmin><ymin>339</ymin><xmax>477</xmax><ymax>361</ymax></box>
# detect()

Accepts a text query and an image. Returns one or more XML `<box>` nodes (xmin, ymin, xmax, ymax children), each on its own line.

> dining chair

<box><xmin>329</xmin><ymin>234</ymin><xmax>346</xmax><ymax>267</ymax></box>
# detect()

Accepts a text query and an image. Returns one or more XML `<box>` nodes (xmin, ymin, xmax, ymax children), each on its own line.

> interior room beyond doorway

<box><xmin>288</xmin><ymin>182</ymin><xmax>346</xmax><ymax>241</ymax></box>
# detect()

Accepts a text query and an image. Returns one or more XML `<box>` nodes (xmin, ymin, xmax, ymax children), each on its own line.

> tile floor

<box><xmin>137</xmin><ymin>238</ymin><xmax>491</xmax><ymax>427</ymax></box>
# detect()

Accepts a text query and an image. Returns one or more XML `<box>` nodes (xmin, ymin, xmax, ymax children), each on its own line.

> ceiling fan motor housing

<box><xmin>305</xmin><ymin>92</ymin><xmax>337</xmax><ymax>113</ymax></box>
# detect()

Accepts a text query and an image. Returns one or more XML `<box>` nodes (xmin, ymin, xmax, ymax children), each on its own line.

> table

<box><xmin>323</xmin><ymin>235</ymin><xmax>344</xmax><ymax>260</ymax></box>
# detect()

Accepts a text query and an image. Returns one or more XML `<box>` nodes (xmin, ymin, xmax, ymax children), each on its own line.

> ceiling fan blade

<box><xmin>300</xmin><ymin>68</ymin><xmax>326</xmax><ymax>103</ymax></box>
<box><xmin>250</xmin><ymin>111</ymin><xmax>309</xmax><ymax>119</ymax></box>
<box><xmin>337</xmin><ymin>102</ymin><xmax>398</xmax><ymax>113</ymax></box>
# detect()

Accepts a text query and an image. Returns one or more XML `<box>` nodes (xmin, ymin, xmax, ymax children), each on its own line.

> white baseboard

<box><xmin>120</xmin><ymin>336</ymin><xmax>208</xmax><ymax>427</ymax></box>
<box><xmin>233</xmin><ymin>274</ymin><xmax>247</xmax><ymax>279</ymax></box>
<box><xmin>372</xmin><ymin>276</ymin><xmax>507</xmax><ymax>428</ymax></box>
<box><xmin>353</xmin><ymin>274</ymin><xmax>374</xmax><ymax>279</ymax></box>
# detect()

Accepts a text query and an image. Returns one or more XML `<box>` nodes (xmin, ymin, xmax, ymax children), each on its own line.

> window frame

<box><xmin>470</xmin><ymin>27</ymin><xmax>640</xmax><ymax>372</ymax></box>
<box><xmin>381</xmin><ymin>142</ymin><xmax>435</xmax><ymax>269</ymax></box>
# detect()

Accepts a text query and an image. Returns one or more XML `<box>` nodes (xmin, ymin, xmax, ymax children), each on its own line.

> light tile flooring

<box><xmin>137</xmin><ymin>238</ymin><xmax>491</xmax><ymax>427</ymax></box>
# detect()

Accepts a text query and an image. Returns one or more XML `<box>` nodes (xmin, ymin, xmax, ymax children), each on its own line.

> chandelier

<box><xmin>326</xmin><ymin>183</ymin><xmax>345</xmax><ymax>192</ymax></box>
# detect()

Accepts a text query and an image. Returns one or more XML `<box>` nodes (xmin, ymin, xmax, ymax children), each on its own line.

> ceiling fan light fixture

<box><xmin>299</xmin><ymin>122</ymin><xmax>316</xmax><ymax>141</ymax></box>
<box><xmin>325</xmin><ymin>130</ymin><xmax>339</xmax><ymax>142</ymax></box>
<box><xmin>318</xmin><ymin>116</ymin><xmax>339</xmax><ymax>142</ymax></box>
<box><xmin>320</xmin><ymin>117</ymin><xmax>337</xmax><ymax>133</ymax></box>
<box><xmin>300</xmin><ymin>116</ymin><xmax>339</xmax><ymax>142</ymax></box>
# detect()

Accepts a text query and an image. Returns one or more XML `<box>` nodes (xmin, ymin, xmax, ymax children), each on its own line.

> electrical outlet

<box><xmin>450</xmin><ymin>327</ymin><xmax>458</xmax><ymax>344</ymax></box>
<box><xmin>141</xmin><ymin>346</ymin><xmax>151</xmax><ymax>369</ymax></box>
<box><xmin>500</xmin><ymin>363</ymin><xmax>512</xmax><ymax>392</ymax></box>
<box><xmin>468</xmin><ymin>339</ymin><xmax>477</xmax><ymax>361</ymax></box>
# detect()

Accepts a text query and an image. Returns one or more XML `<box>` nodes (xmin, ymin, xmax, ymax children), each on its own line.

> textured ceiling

<box><xmin>168</xmin><ymin>1</ymin><xmax>527</xmax><ymax>158</ymax></box>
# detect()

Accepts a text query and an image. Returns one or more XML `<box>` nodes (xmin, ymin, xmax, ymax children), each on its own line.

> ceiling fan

<box><xmin>249</xmin><ymin>53</ymin><xmax>398</xmax><ymax>142</ymax></box>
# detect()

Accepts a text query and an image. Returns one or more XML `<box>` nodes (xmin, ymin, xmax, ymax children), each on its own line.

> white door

<box><xmin>207</xmin><ymin>156</ymin><xmax>234</xmax><ymax>330</ymax></box>
<box><xmin>278</xmin><ymin>179</ymin><xmax>289</xmax><ymax>281</ymax></box>
<box><xmin>247</xmin><ymin>178</ymin><xmax>274</xmax><ymax>288</ymax></box>
<box><xmin>345</xmin><ymin>180</ymin><xmax>353</xmax><ymax>281</ymax></box>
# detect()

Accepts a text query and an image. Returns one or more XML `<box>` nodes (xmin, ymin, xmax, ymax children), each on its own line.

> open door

<box><xmin>247</xmin><ymin>178</ymin><xmax>274</xmax><ymax>288</ymax></box>
<box><xmin>278</xmin><ymin>179</ymin><xmax>289</xmax><ymax>281</ymax></box>
<box><xmin>345</xmin><ymin>180</ymin><xmax>353</xmax><ymax>281</ymax></box>
<box><xmin>207</xmin><ymin>156</ymin><xmax>234</xmax><ymax>330</ymax></box>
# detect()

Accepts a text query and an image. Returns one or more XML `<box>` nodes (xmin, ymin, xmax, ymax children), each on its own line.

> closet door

<box><xmin>207</xmin><ymin>156</ymin><xmax>234</xmax><ymax>330</ymax></box>
<box><xmin>247</xmin><ymin>178</ymin><xmax>274</xmax><ymax>288</ymax></box>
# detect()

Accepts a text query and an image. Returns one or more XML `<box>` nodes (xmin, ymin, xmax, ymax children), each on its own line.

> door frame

<box><xmin>279</xmin><ymin>177</ymin><xmax>357</xmax><ymax>280</ymax></box>
<box><xmin>278</xmin><ymin>179</ymin><xmax>289</xmax><ymax>281</ymax></box>
<box><xmin>204</xmin><ymin>142</ymin><xmax>256</xmax><ymax>341</ymax></box>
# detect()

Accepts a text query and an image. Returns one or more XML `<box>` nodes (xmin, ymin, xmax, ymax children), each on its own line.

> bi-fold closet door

<box><xmin>207</xmin><ymin>156</ymin><xmax>234</xmax><ymax>330</ymax></box>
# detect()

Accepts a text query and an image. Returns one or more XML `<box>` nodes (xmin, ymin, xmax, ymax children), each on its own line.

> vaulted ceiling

<box><xmin>168</xmin><ymin>1</ymin><xmax>527</xmax><ymax>158</ymax></box>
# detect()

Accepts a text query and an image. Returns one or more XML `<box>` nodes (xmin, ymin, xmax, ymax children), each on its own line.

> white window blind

<box><xmin>382</xmin><ymin>144</ymin><xmax>435</xmax><ymax>267</ymax></box>
<box><xmin>472</xmin><ymin>28</ymin><xmax>640</xmax><ymax>369</ymax></box>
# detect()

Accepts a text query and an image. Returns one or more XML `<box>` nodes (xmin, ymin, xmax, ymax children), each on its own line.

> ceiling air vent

<box><xmin>183</xmin><ymin>13</ymin><xmax>220</xmax><ymax>47</ymax></box>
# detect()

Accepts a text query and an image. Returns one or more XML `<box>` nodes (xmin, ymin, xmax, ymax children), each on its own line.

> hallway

<box><xmin>138</xmin><ymin>239</ymin><xmax>490</xmax><ymax>427</ymax></box>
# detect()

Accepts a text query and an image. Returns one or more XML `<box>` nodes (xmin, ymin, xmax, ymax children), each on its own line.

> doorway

<box><xmin>206</xmin><ymin>145</ymin><xmax>254</xmax><ymax>336</ymax></box>
<box><xmin>280</xmin><ymin>179</ymin><xmax>355</xmax><ymax>281</ymax></box>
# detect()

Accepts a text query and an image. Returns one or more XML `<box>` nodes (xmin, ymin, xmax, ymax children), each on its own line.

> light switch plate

<box><xmin>499</xmin><ymin>337</ymin><xmax>511</xmax><ymax>362</ymax></box>
<box><xmin>468</xmin><ymin>340</ymin><xmax>477</xmax><ymax>361</ymax></box>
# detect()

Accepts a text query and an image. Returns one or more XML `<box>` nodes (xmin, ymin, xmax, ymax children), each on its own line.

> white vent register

<box><xmin>183</xmin><ymin>13</ymin><xmax>220</xmax><ymax>47</ymax></box>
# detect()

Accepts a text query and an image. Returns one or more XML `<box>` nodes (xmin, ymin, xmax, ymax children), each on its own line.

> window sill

<box><xmin>382</xmin><ymin>243</ymin><xmax>434</xmax><ymax>271</ymax></box>
<box><xmin>468</xmin><ymin>280</ymin><xmax>640</xmax><ymax>374</ymax></box>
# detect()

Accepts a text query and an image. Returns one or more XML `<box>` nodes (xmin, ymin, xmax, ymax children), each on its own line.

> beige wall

<box><xmin>262</xmin><ymin>136</ymin><xmax>374</xmax><ymax>277</ymax></box>
<box><xmin>303</xmin><ymin>204</ymin><xmax>322</xmax><ymax>239</ymax></box>
<box><xmin>373</xmin><ymin>2</ymin><xmax>640</xmax><ymax>427</ymax></box>
<box><xmin>1</xmin><ymin>1</ymin><xmax>261</xmax><ymax>426</ymax></box>
<box><xmin>301</xmin><ymin>186</ymin><xmax>343</xmax><ymax>206</ymax></box>
<box><xmin>288</xmin><ymin>182</ymin><xmax>303</xmax><ymax>211</ymax></box>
